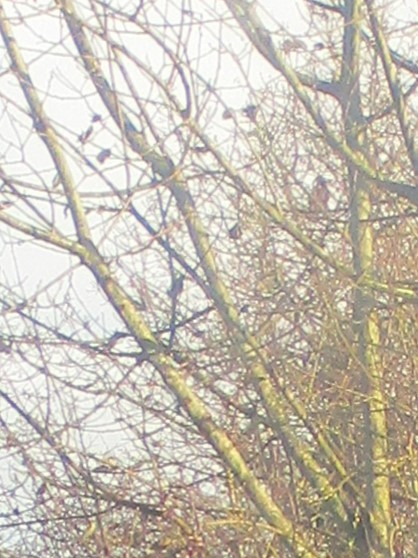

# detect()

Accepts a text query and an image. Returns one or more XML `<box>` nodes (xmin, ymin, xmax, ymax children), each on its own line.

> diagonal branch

<box><xmin>223</xmin><ymin>0</ymin><xmax>418</xmax><ymax>208</ymax></box>
<box><xmin>365</xmin><ymin>0</ymin><xmax>418</xmax><ymax>174</ymax></box>
<box><xmin>55</xmin><ymin>0</ymin><xmax>355</xmax><ymax>539</ymax></box>
<box><xmin>0</xmin><ymin>3</ymin><xmax>92</xmax><ymax>246</ymax></box>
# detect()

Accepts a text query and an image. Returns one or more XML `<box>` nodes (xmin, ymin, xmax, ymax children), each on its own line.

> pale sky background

<box><xmin>1</xmin><ymin>0</ymin><xmax>418</xmax><ymax>458</ymax></box>
<box><xmin>0</xmin><ymin>0</ymin><xmax>310</xmax><ymax>324</ymax></box>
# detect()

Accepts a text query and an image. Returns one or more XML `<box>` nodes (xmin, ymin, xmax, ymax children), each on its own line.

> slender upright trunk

<box><xmin>342</xmin><ymin>2</ymin><xmax>391</xmax><ymax>556</ymax></box>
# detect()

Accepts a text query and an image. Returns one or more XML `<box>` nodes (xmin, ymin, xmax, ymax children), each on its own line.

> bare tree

<box><xmin>0</xmin><ymin>0</ymin><xmax>417</xmax><ymax>556</ymax></box>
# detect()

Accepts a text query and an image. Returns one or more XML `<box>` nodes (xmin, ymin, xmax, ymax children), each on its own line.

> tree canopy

<box><xmin>0</xmin><ymin>1</ymin><xmax>417</xmax><ymax>556</ymax></box>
